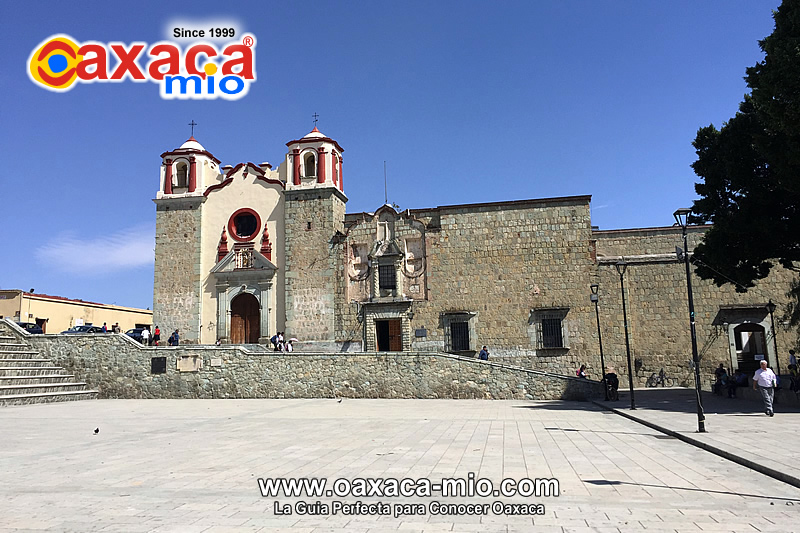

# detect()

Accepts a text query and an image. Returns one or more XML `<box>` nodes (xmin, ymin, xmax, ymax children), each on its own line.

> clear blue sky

<box><xmin>0</xmin><ymin>0</ymin><xmax>780</xmax><ymax>311</ymax></box>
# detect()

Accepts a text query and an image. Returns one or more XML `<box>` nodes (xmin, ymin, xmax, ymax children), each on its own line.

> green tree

<box><xmin>690</xmin><ymin>0</ymin><xmax>800</xmax><ymax>322</ymax></box>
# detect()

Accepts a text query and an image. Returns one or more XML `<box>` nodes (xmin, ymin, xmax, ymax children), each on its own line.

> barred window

<box><xmin>529</xmin><ymin>308</ymin><xmax>569</xmax><ymax>350</ymax></box>
<box><xmin>541</xmin><ymin>317</ymin><xmax>563</xmax><ymax>348</ymax></box>
<box><xmin>379</xmin><ymin>264</ymin><xmax>396</xmax><ymax>290</ymax></box>
<box><xmin>451</xmin><ymin>321</ymin><xmax>470</xmax><ymax>351</ymax></box>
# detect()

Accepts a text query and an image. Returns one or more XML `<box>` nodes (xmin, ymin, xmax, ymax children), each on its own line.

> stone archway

<box><xmin>230</xmin><ymin>292</ymin><xmax>260</xmax><ymax>344</ymax></box>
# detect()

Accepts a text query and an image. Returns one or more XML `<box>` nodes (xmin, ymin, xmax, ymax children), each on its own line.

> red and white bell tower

<box><xmin>157</xmin><ymin>137</ymin><xmax>222</xmax><ymax>197</ymax></box>
<box><xmin>285</xmin><ymin>127</ymin><xmax>344</xmax><ymax>193</ymax></box>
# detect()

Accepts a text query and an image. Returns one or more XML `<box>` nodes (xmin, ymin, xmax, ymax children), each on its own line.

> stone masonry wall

<box><xmin>408</xmin><ymin>198</ymin><xmax>596</xmax><ymax>370</ymax></box>
<box><xmin>7</xmin><ymin>324</ymin><xmax>601</xmax><ymax>401</ymax></box>
<box><xmin>153</xmin><ymin>198</ymin><xmax>204</xmax><ymax>343</ymax></box>
<box><xmin>593</xmin><ymin>227</ymin><xmax>796</xmax><ymax>388</ymax></box>
<box><xmin>284</xmin><ymin>188</ymin><xmax>346</xmax><ymax>344</ymax></box>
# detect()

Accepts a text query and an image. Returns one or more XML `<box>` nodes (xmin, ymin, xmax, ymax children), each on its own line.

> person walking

<box><xmin>141</xmin><ymin>327</ymin><xmax>150</xmax><ymax>346</ymax></box>
<box><xmin>153</xmin><ymin>326</ymin><xmax>161</xmax><ymax>346</ymax></box>
<box><xmin>576</xmin><ymin>364</ymin><xmax>588</xmax><ymax>378</ymax></box>
<box><xmin>172</xmin><ymin>330</ymin><xmax>180</xmax><ymax>346</ymax></box>
<box><xmin>753</xmin><ymin>359</ymin><xmax>777</xmax><ymax>416</ymax></box>
<box><xmin>479</xmin><ymin>346</ymin><xmax>489</xmax><ymax>360</ymax></box>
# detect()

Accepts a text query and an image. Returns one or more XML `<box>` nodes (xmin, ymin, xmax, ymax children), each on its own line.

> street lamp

<box><xmin>615</xmin><ymin>260</ymin><xmax>635</xmax><ymax>410</ymax></box>
<box><xmin>766</xmin><ymin>300</ymin><xmax>781</xmax><ymax>378</ymax></box>
<box><xmin>674</xmin><ymin>208</ymin><xmax>706</xmax><ymax>433</ymax></box>
<box><xmin>590</xmin><ymin>283</ymin><xmax>608</xmax><ymax>401</ymax></box>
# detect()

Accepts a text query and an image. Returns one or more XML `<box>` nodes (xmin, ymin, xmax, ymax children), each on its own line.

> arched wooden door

<box><xmin>230</xmin><ymin>293</ymin><xmax>260</xmax><ymax>344</ymax></box>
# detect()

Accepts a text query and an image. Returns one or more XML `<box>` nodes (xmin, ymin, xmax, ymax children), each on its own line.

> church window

<box><xmin>379</xmin><ymin>264</ymin><xmax>396</xmax><ymax>290</ymax></box>
<box><xmin>303</xmin><ymin>152</ymin><xmax>316</xmax><ymax>177</ymax></box>
<box><xmin>530</xmin><ymin>308</ymin><xmax>569</xmax><ymax>350</ymax></box>
<box><xmin>441</xmin><ymin>312</ymin><xmax>476</xmax><ymax>353</ymax></box>
<box><xmin>451</xmin><ymin>322</ymin><xmax>470</xmax><ymax>351</ymax></box>
<box><xmin>227</xmin><ymin>208</ymin><xmax>262</xmax><ymax>242</ymax></box>
<box><xmin>175</xmin><ymin>162</ymin><xmax>188</xmax><ymax>188</ymax></box>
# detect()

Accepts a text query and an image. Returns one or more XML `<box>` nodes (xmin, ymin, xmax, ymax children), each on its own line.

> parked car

<box><xmin>60</xmin><ymin>325</ymin><xmax>105</xmax><ymax>334</ymax></box>
<box><xmin>16</xmin><ymin>322</ymin><xmax>44</xmax><ymax>334</ymax></box>
<box><xmin>125</xmin><ymin>328</ymin><xmax>146</xmax><ymax>343</ymax></box>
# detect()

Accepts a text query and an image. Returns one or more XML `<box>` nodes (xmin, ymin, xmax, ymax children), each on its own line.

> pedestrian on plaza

<box><xmin>604</xmin><ymin>367</ymin><xmax>619</xmax><ymax>400</ymax></box>
<box><xmin>753</xmin><ymin>359</ymin><xmax>777</xmax><ymax>417</ymax></box>
<box><xmin>172</xmin><ymin>330</ymin><xmax>180</xmax><ymax>346</ymax></box>
<box><xmin>153</xmin><ymin>326</ymin><xmax>161</xmax><ymax>346</ymax></box>
<box><xmin>141</xmin><ymin>327</ymin><xmax>150</xmax><ymax>345</ymax></box>
<box><xmin>102</xmin><ymin>322</ymin><xmax>107</xmax><ymax>333</ymax></box>
<box><xmin>576</xmin><ymin>364</ymin><xmax>588</xmax><ymax>379</ymax></box>
<box><xmin>286</xmin><ymin>339</ymin><xmax>294</xmax><ymax>352</ymax></box>
<box><xmin>790</xmin><ymin>349</ymin><xmax>797</xmax><ymax>367</ymax></box>
<box><xmin>479</xmin><ymin>346</ymin><xmax>489</xmax><ymax>360</ymax></box>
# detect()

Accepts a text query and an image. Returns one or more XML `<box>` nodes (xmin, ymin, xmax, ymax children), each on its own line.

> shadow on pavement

<box><xmin>584</xmin><ymin>479</ymin><xmax>800</xmax><ymax>502</ymax></box>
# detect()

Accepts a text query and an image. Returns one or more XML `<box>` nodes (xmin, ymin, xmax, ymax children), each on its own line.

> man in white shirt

<box><xmin>753</xmin><ymin>359</ymin><xmax>777</xmax><ymax>416</ymax></box>
<box><xmin>141</xmin><ymin>327</ymin><xmax>151</xmax><ymax>346</ymax></box>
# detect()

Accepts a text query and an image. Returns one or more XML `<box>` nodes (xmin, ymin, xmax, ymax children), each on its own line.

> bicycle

<box><xmin>645</xmin><ymin>369</ymin><xmax>676</xmax><ymax>388</ymax></box>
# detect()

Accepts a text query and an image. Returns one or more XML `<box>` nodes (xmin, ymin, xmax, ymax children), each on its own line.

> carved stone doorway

<box><xmin>230</xmin><ymin>293</ymin><xmax>260</xmax><ymax>344</ymax></box>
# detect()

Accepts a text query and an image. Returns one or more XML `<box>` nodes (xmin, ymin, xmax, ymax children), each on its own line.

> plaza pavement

<box><xmin>595</xmin><ymin>386</ymin><xmax>800</xmax><ymax>489</ymax></box>
<box><xmin>1</xmin><ymin>398</ymin><xmax>799</xmax><ymax>533</ymax></box>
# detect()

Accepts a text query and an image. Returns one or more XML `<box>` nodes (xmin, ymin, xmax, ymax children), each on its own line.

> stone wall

<box><xmin>6</xmin><ymin>324</ymin><xmax>601</xmax><ymax>401</ymax></box>
<box><xmin>399</xmin><ymin>197</ymin><xmax>596</xmax><ymax>368</ymax></box>
<box><xmin>153</xmin><ymin>197</ymin><xmax>204</xmax><ymax>343</ymax></box>
<box><xmin>284</xmin><ymin>188</ymin><xmax>346</xmax><ymax>344</ymax></box>
<box><xmin>593</xmin><ymin>226</ymin><xmax>796</xmax><ymax>388</ymax></box>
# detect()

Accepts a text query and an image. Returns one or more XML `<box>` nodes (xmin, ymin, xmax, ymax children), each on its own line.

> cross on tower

<box><xmin>312</xmin><ymin>113</ymin><xmax>319</xmax><ymax>127</ymax></box>
<box><xmin>188</xmin><ymin>120</ymin><xmax>197</xmax><ymax>137</ymax></box>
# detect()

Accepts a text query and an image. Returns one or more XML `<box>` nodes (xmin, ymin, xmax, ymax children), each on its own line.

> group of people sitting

<box><xmin>269</xmin><ymin>332</ymin><xmax>294</xmax><ymax>352</ymax></box>
<box><xmin>713</xmin><ymin>363</ymin><xmax>752</xmax><ymax>397</ymax></box>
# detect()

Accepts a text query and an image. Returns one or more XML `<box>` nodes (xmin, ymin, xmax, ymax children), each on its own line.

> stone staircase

<box><xmin>0</xmin><ymin>331</ymin><xmax>98</xmax><ymax>406</ymax></box>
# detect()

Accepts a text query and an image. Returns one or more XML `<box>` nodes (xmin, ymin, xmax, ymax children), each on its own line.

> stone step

<box><xmin>0</xmin><ymin>359</ymin><xmax>53</xmax><ymax>365</ymax></box>
<box><xmin>0</xmin><ymin>375</ymin><xmax>77</xmax><ymax>386</ymax></box>
<box><xmin>0</xmin><ymin>344</ymin><xmax>36</xmax><ymax>352</ymax></box>
<box><xmin>0</xmin><ymin>383</ymin><xmax>89</xmax><ymax>395</ymax></box>
<box><xmin>0</xmin><ymin>367</ymin><xmax>68</xmax><ymax>377</ymax></box>
<box><xmin>0</xmin><ymin>389</ymin><xmax>99</xmax><ymax>407</ymax></box>
<box><xmin>0</xmin><ymin>351</ymin><xmax>44</xmax><ymax>358</ymax></box>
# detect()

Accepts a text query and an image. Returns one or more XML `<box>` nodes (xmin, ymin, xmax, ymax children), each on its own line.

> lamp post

<box><xmin>766</xmin><ymin>300</ymin><xmax>781</xmax><ymax>378</ymax></box>
<box><xmin>615</xmin><ymin>260</ymin><xmax>635</xmax><ymax>410</ymax></box>
<box><xmin>674</xmin><ymin>208</ymin><xmax>706</xmax><ymax>433</ymax></box>
<box><xmin>590</xmin><ymin>284</ymin><xmax>609</xmax><ymax>401</ymax></box>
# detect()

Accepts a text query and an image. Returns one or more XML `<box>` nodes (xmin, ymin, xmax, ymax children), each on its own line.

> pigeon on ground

<box><xmin>337</xmin><ymin>398</ymin><xmax>342</xmax><ymax>403</ymax></box>
<box><xmin>94</xmin><ymin>428</ymin><xmax>99</xmax><ymax>434</ymax></box>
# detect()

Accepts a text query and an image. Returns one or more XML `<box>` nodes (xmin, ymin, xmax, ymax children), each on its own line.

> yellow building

<box><xmin>0</xmin><ymin>290</ymin><xmax>152</xmax><ymax>334</ymax></box>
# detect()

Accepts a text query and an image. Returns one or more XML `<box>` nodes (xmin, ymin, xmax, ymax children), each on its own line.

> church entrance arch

<box><xmin>733</xmin><ymin>323</ymin><xmax>767</xmax><ymax>374</ymax></box>
<box><xmin>230</xmin><ymin>292</ymin><xmax>260</xmax><ymax>344</ymax></box>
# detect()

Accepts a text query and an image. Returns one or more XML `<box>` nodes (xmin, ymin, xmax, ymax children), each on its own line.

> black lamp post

<box><xmin>615</xmin><ymin>260</ymin><xmax>635</xmax><ymax>410</ymax></box>
<box><xmin>767</xmin><ymin>300</ymin><xmax>781</xmax><ymax>378</ymax></box>
<box><xmin>674</xmin><ymin>208</ymin><xmax>706</xmax><ymax>433</ymax></box>
<box><xmin>590</xmin><ymin>283</ymin><xmax>608</xmax><ymax>401</ymax></box>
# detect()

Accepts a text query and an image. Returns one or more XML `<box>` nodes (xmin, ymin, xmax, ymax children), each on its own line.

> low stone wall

<box><xmin>2</xmin><ymin>321</ymin><xmax>601</xmax><ymax>401</ymax></box>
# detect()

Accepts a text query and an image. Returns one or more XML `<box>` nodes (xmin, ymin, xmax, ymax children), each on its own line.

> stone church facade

<box><xmin>153</xmin><ymin>128</ymin><xmax>795</xmax><ymax>387</ymax></box>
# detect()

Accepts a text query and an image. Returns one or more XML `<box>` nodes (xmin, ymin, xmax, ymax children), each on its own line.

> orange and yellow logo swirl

<box><xmin>28</xmin><ymin>35</ymin><xmax>82</xmax><ymax>91</ymax></box>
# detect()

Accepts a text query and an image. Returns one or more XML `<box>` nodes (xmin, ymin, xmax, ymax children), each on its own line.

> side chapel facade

<box><xmin>153</xmin><ymin>128</ymin><xmax>794</xmax><ymax>386</ymax></box>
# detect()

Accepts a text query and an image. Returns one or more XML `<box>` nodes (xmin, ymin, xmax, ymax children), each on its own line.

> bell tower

<box><xmin>153</xmin><ymin>136</ymin><xmax>222</xmax><ymax>343</ymax></box>
<box><xmin>283</xmin><ymin>128</ymin><xmax>347</xmax><ymax>347</ymax></box>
